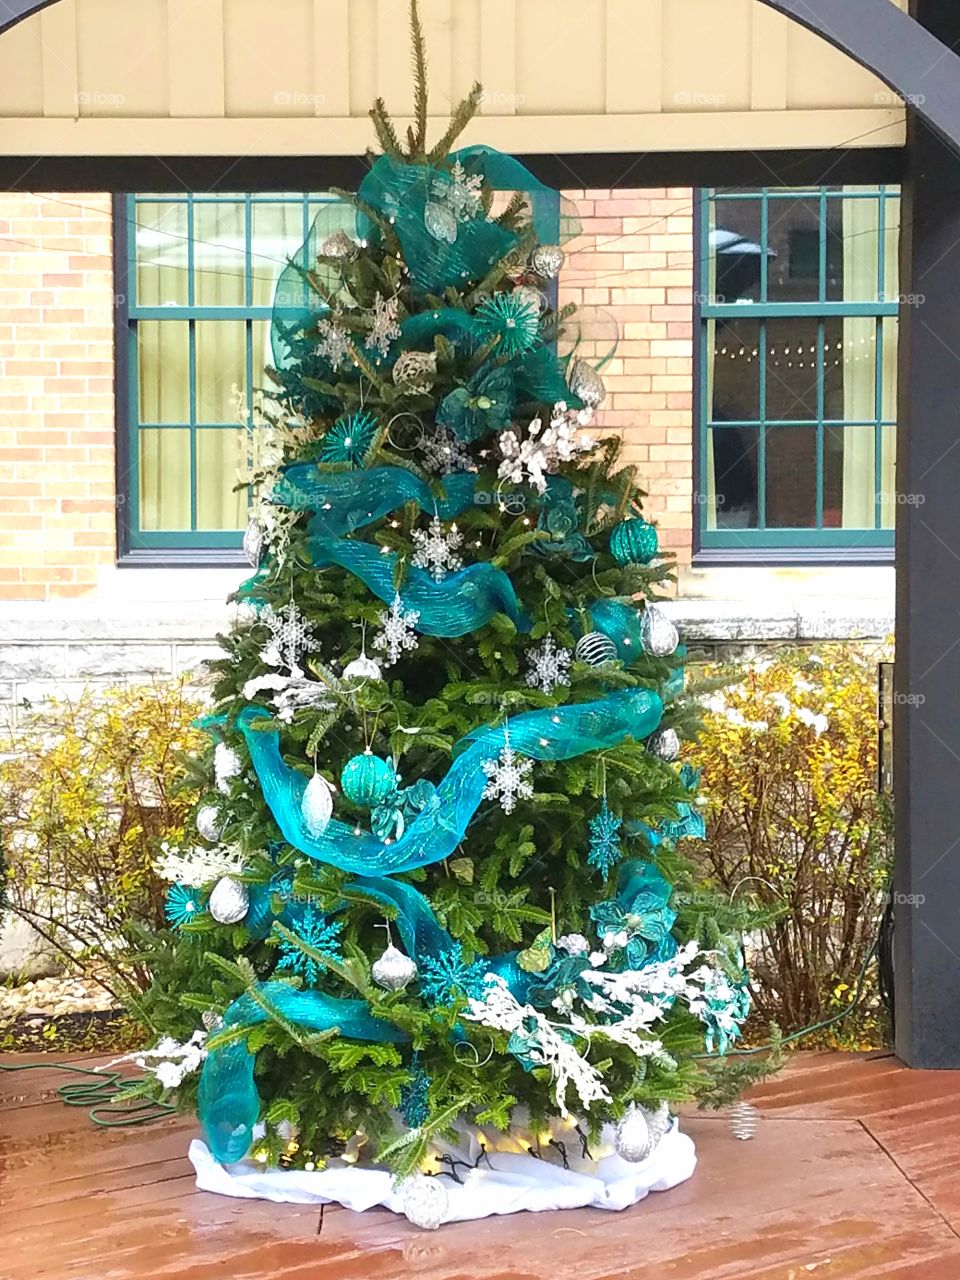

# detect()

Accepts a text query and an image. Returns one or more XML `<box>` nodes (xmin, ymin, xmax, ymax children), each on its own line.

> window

<box><xmin>118</xmin><ymin>193</ymin><xmax>353</xmax><ymax>557</ymax></box>
<box><xmin>696</xmin><ymin>185</ymin><xmax>900</xmax><ymax>558</ymax></box>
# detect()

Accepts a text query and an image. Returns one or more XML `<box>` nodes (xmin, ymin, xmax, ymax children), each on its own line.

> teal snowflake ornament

<box><xmin>419</xmin><ymin>943</ymin><xmax>489</xmax><ymax>1005</ymax></box>
<box><xmin>474</xmin><ymin>292</ymin><xmax>540</xmax><ymax>358</ymax></box>
<box><xmin>587</xmin><ymin>799</ymin><xmax>623</xmax><ymax>881</ymax></box>
<box><xmin>165</xmin><ymin>882</ymin><xmax>205</xmax><ymax>930</ymax></box>
<box><xmin>400</xmin><ymin>1056</ymin><xmax>431</xmax><ymax>1128</ymax></box>
<box><xmin>273</xmin><ymin>906</ymin><xmax>344</xmax><ymax>985</ymax></box>
<box><xmin>320</xmin><ymin>410</ymin><xmax>379</xmax><ymax>467</ymax></box>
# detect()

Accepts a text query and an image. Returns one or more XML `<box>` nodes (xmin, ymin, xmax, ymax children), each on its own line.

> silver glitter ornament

<box><xmin>392</xmin><ymin>350</ymin><xmax>437</xmax><ymax>394</ymax></box>
<box><xmin>372</xmin><ymin>943</ymin><xmax>418</xmax><ymax>992</ymax></box>
<box><xmin>400</xmin><ymin>1174</ymin><xmax>449</xmax><ymax>1230</ymax></box>
<box><xmin>201</xmin><ymin>1009</ymin><xmax>223</xmax><ymax>1031</ymax></box>
<box><xmin>639</xmin><ymin>605</ymin><xmax>680</xmax><ymax>657</ymax></box>
<box><xmin>343</xmin><ymin>653</ymin><xmax>382</xmax><ymax>681</ymax></box>
<box><xmin>214</xmin><ymin>742</ymin><xmax>242</xmax><ymax>795</ymax></box>
<box><xmin>301</xmin><ymin>772</ymin><xmax>334</xmax><ymax>836</ymax></box>
<box><xmin>242</xmin><ymin>519</ymin><xmax>264</xmax><ymax>568</ymax></box>
<box><xmin>575</xmin><ymin>630</ymin><xmax>618</xmax><ymax>666</ymax></box>
<box><xmin>424</xmin><ymin>200</ymin><xmax>457</xmax><ymax>244</ymax></box>
<box><xmin>321</xmin><ymin>229</ymin><xmax>360</xmax><ymax>262</ymax></box>
<box><xmin>729</xmin><ymin>1099</ymin><xmax>758</xmax><ymax>1140</ymax></box>
<box><xmin>648</xmin><ymin>727</ymin><xmax>680</xmax><ymax>761</ymax></box>
<box><xmin>614</xmin><ymin>1104</ymin><xmax>652</xmax><ymax>1162</ymax></box>
<box><xmin>196</xmin><ymin>803</ymin><xmax>225</xmax><ymax>843</ymax></box>
<box><xmin>567</xmin><ymin>357</ymin><xmax>606</xmax><ymax>409</ymax></box>
<box><xmin>515</xmin><ymin>284</ymin><xmax>546</xmax><ymax>316</ymax></box>
<box><xmin>530</xmin><ymin>243</ymin><xmax>565</xmax><ymax>279</ymax></box>
<box><xmin>208</xmin><ymin>876</ymin><xmax>250</xmax><ymax>925</ymax></box>
<box><xmin>645</xmin><ymin>1101</ymin><xmax>673</xmax><ymax>1150</ymax></box>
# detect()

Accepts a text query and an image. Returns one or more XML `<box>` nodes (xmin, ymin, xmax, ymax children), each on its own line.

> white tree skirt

<box><xmin>188</xmin><ymin>1117</ymin><xmax>696</xmax><ymax>1227</ymax></box>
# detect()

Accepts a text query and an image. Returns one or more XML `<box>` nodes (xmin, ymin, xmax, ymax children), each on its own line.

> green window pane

<box><xmin>138</xmin><ymin>320</ymin><xmax>190</xmax><ymax>424</ymax></box>
<box><xmin>765</xmin><ymin>317</ymin><xmax>819</xmax><ymax>422</ymax></box>
<box><xmin>881</xmin><ymin>316</ymin><xmax>898</xmax><ymax>420</ymax></box>
<box><xmin>251</xmin><ymin>202</ymin><xmax>309</xmax><ymax>307</ymax></box>
<box><xmin>710</xmin><ymin>197</ymin><xmax>763</xmax><ymax>303</ymax></box>
<box><xmin>766</xmin><ymin>195</ymin><xmax>822</xmax><ymax>303</ymax></box>
<box><xmin>766</xmin><ymin>426</ymin><xmax>817</xmax><ymax>527</ymax></box>
<box><xmin>140</xmin><ymin>428</ymin><xmax>191</xmax><ymax>530</ymax></box>
<box><xmin>827</xmin><ymin>190</ymin><xmax>882</xmax><ymax>303</ymax></box>
<box><xmin>823</xmin><ymin>315</ymin><xmax>877</xmax><ymax>422</ymax></box>
<box><xmin>195</xmin><ymin>430</ymin><xmax>248</xmax><ymax>530</ymax></box>
<box><xmin>135</xmin><ymin>200</ymin><xmax>189</xmax><ymax>306</ymax></box>
<box><xmin>710</xmin><ymin>425</ymin><xmax>759</xmax><ymax>529</ymax></box>
<box><xmin>710</xmin><ymin>318</ymin><xmax>759</xmax><ymax>421</ymax></box>
<box><xmin>825</xmin><ymin>424</ymin><xmax>876</xmax><ymax>529</ymax></box>
<box><xmin>195</xmin><ymin>319</ymin><xmax>247</xmax><ymax>423</ymax></box>
<box><xmin>194</xmin><ymin>200</ymin><xmax>246</xmax><ymax>307</ymax></box>
<box><xmin>880</xmin><ymin>424</ymin><xmax>896</xmax><ymax>528</ymax></box>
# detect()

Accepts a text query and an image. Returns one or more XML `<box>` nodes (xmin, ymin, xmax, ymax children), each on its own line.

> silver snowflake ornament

<box><xmin>411</xmin><ymin>516</ymin><xmax>463</xmax><ymax>583</ymax></box>
<box><xmin>525</xmin><ymin>635</ymin><xmax>572</xmax><ymax>695</ymax></box>
<box><xmin>482</xmin><ymin>737</ymin><xmax>534</xmax><ymax>814</ymax></box>
<box><xmin>373</xmin><ymin>592</ymin><xmax>420</xmax><ymax>666</ymax></box>
<box><xmin>446</xmin><ymin>160</ymin><xmax>484</xmax><ymax>221</ymax></box>
<box><xmin>260</xmin><ymin>601</ymin><xmax>318</xmax><ymax>671</ymax></box>
<box><xmin>421</xmin><ymin>424</ymin><xmax>472</xmax><ymax>475</ymax></box>
<box><xmin>365</xmin><ymin>292</ymin><xmax>402</xmax><ymax>357</ymax></box>
<box><xmin>316</xmin><ymin>316</ymin><xmax>352</xmax><ymax>371</ymax></box>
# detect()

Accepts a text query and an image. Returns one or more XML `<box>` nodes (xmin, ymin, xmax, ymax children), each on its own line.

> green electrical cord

<box><xmin>0</xmin><ymin>1060</ymin><xmax>176</xmax><ymax>1127</ymax></box>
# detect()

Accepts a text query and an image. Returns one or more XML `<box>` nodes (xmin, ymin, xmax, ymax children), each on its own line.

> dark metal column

<box><xmin>894</xmin><ymin>0</ymin><xmax>960</xmax><ymax>1067</ymax></box>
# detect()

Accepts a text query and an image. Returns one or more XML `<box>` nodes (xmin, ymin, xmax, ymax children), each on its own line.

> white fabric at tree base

<box><xmin>188</xmin><ymin>1119</ymin><xmax>696</xmax><ymax>1225</ymax></box>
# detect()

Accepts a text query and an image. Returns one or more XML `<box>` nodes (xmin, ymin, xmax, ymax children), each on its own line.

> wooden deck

<box><xmin>4</xmin><ymin>1050</ymin><xmax>960</xmax><ymax>1279</ymax></box>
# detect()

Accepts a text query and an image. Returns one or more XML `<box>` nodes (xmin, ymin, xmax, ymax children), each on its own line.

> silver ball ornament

<box><xmin>208</xmin><ymin>876</ymin><xmax>250</xmax><ymax>925</ymax></box>
<box><xmin>530</xmin><ymin>243</ymin><xmax>565</xmax><ymax>279</ymax></box>
<box><xmin>639</xmin><ymin>605</ymin><xmax>680</xmax><ymax>657</ymax></box>
<box><xmin>301</xmin><ymin>772</ymin><xmax>334</xmax><ymax>836</ymax></box>
<box><xmin>196</xmin><ymin>803</ymin><xmax>225</xmax><ymax>843</ymax></box>
<box><xmin>400</xmin><ymin>1173</ymin><xmax>449</xmax><ymax>1230</ymax></box>
<box><xmin>214</xmin><ymin>742</ymin><xmax>242</xmax><ymax>795</ymax></box>
<box><xmin>392</xmin><ymin>350</ymin><xmax>437</xmax><ymax>394</ymax></box>
<box><xmin>648</xmin><ymin>727</ymin><xmax>680</xmax><ymax>761</ymax></box>
<box><xmin>321</xmin><ymin>229</ymin><xmax>359</xmax><ymax>262</ymax></box>
<box><xmin>343</xmin><ymin>653</ymin><xmax>383</xmax><ymax>681</ymax></box>
<box><xmin>575</xmin><ymin>630</ymin><xmax>618</xmax><ymax>666</ymax></box>
<box><xmin>242</xmin><ymin>519</ymin><xmax>264</xmax><ymax>568</ymax></box>
<box><xmin>614</xmin><ymin>1104</ymin><xmax>652</xmax><ymax>1162</ymax></box>
<box><xmin>372</xmin><ymin>943</ymin><xmax>418</xmax><ymax>991</ymax></box>
<box><xmin>567</xmin><ymin>357</ymin><xmax>606</xmax><ymax>409</ymax></box>
<box><xmin>645</xmin><ymin>1101</ymin><xmax>673</xmax><ymax>1149</ymax></box>
<box><xmin>201</xmin><ymin>1009</ymin><xmax>223</xmax><ymax>1031</ymax></box>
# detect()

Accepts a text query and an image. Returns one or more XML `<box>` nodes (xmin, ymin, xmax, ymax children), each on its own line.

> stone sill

<box><xmin>660</xmin><ymin>598</ymin><xmax>893</xmax><ymax>643</ymax></box>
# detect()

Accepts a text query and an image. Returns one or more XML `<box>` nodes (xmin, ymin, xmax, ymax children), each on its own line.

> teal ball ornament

<box><xmin>340</xmin><ymin>750</ymin><xmax>396</xmax><ymax>809</ymax></box>
<box><xmin>610</xmin><ymin>518</ymin><xmax>658</xmax><ymax>566</ymax></box>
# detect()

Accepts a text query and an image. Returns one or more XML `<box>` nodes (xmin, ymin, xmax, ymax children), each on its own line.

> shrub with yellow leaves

<box><xmin>686</xmin><ymin>643</ymin><xmax>893</xmax><ymax>1047</ymax></box>
<box><xmin>1</xmin><ymin>681</ymin><xmax>207</xmax><ymax>1000</ymax></box>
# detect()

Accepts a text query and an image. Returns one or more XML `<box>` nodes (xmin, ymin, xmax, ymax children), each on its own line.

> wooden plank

<box><xmin>312</xmin><ymin>0</ymin><xmax>349</xmax><ymax>117</ymax></box>
<box><xmin>39</xmin><ymin>0</ymin><xmax>78</xmax><ymax>118</ymax></box>
<box><xmin>168</xmin><ymin>0</ymin><xmax>225</xmax><ymax>118</ymax></box>
<box><xmin>479</xmin><ymin>0</ymin><xmax>516</xmax><ymax>116</ymax></box>
<box><xmin>750</xmin><ymin>2</ymin><xmax>788</xmax><ymax>112</ymax></box>
<box><xmin>605</xmin><ymin>0</ymin><xmax>662</xmax><ymax>115</ymax></box>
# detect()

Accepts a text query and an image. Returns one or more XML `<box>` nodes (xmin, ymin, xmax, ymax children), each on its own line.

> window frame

<box><xmin>115</xmin><ymin>191</ymin><xmax>333</xmax><ymax>565</ymax></box>
<box><xmin>693</xmin><ymin>185</ymin><xmax>899</xmax><ymax>565</ymax></box>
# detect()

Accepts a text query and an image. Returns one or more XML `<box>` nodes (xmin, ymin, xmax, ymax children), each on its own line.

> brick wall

<box><xmin>561</xmin><ymin>188</ymin><xmax>695</xmax><ymax>572</ymax></box>
<box><xmin>0</xmin><ymin>193</ymin><xmax>116</xmax><ymax>600</ymax></box>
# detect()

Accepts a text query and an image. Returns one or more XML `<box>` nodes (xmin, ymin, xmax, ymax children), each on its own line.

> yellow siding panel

<box><xmin>786</xmin><ymin>22</ymin><xmax>892</xmax><ymax>111</ymax></box>
<box><xmin>223</xmin><ymin>0</ymin><xmax>313</xmax><ymax>117</ymax></box>
<box><xmin>662</xmin><ymin>0</ymin><xmax>752</xmax><ymax>113</ymax></box>
<box><xmin>450</xmin><ymin>0</ymin><xmax>480</xmax><ymax>106</ymax></box>
<box><xmin>40</xmin><ymin>0</ymin><xmax>79</xmax><ymax>119</ymax></box>
<box><xmin>606</xmin><ymin>0</ymin><xmax>662</xmax><ymax>115</ymax></box>
<box><xmin>168</xmin><ymin>0</ymin><xmax>224</xmax><ymax>118</ymax></box>
<box><xmin>347</xmin><ymin>0</ymin><xmax>378</xmax><ymax>116</ymax></box>
<box><xmin>75</xmin><ymin>0</ymin><xmax>168</xmax><ymax>117</ymax></box>
<box><xmin>0</xmin><ymin>17</ymin><xmax>43</xmax><ymax>117</ymax></box>
<box><xmin>479</xmin><ymin>0</ymin><xmax>517</xmax><ymax>117</ymax></box>
<box><xmin>516</xmin><ymin>0</ymin><xmax>606</xmax><ymax>115</ymax></box>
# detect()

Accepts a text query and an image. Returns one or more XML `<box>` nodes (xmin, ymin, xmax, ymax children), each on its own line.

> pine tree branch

<box><xmin>408</xmin><ymin>0</ymin><xmax>429</xmax><ymax>158</ymax></box>
<box><xmin>370</xmin><ymin>98</ymin><xmax>405</xmax><ymax>160</ymax></box>
<box><xmin>427</xmin><ymin>81</ymin><xmax>483</xmax><ymax>165</ymax></box>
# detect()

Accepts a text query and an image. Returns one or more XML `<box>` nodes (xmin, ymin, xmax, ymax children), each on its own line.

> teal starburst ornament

<box><xmin>587</xmin><ymin>798</ymin><xmax>623</xmax><ymax>881</ymax></box>
<box><xmin>419</xmin><ymin>943</ymin><xmax>489</xmax><ymax>1005</ymax></box>
<box><xmin>273</xmin><ymin>906</ymin><xmax>344</xmax><ymax>985</ymax></box>
<box><xmin>474</xmin><ymin>292</ymin><xmax>540</xmax><ymax>358</ymax></box>
<box><xmin>320</xmin><ymin>410</ymin><xmax>379</xmax><ymax>467</ymax></box>
<box><xmin>165</xmin><ymin>883</ymin><xmax>205</xmax><ymax>930</ymax></box>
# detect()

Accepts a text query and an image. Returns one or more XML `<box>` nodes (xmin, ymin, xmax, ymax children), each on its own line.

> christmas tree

<box><xmin>131</xmin><ymin>3</ymin><xmax>763</xmax><ymax>1224</ymax></box>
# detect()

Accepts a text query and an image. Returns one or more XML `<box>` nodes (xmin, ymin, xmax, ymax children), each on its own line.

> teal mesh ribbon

<box><xmin>276</xmin><ymin>465</ymin><xmax>478</xmax><ymax>536</ymax></box>
<box><xmin>237</xmin><ymin>688</ymin><xmax>662</xmax><ymax>878</ymax></box>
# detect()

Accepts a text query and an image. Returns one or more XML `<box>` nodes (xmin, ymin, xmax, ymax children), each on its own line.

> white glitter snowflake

<box><xmin>446</xmin><ymin>160</ymin><xmax>484</xmax><ymax>221</ymax></box>
<box><xmin>421</xmin><ymin>424</ymin><xmax>472</xmax><ymax>475</ymax></box>
<box><xmin>365</xmin><ymin>292</ymin><xmax>402</xmax><ymax>357</ymax></box>
<box><xmin>482</xmin><ymin>737</ymin><xmax>534</xmax><ymax>814</ymax></box>
<box><xmin>316</xmin><ymin>316</ymin><xmax>352</xmax><ymax>371</ymax></box>
<box><xmin>260</xmin><ymin>601</ymin><xmax>318</xmax><ymax>672</ymax></box>
<box><xmin>525</xmin><ymin>635</ymin><xmax>572</xmax><ymax>694</ymax></box>
<box><xmin>411</xmin><ymin>516</ymin><xmax>463</xmax><ymax>583</ymax></box>
<box><xmin>373</xmin><ymin>592</ymin><xmax>421</xmax><ymax>666</ymax></box>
